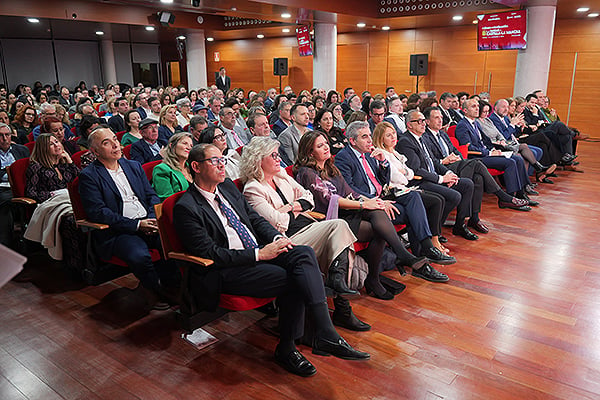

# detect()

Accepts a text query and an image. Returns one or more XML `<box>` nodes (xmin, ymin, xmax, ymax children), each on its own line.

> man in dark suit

<box><xmin>134</xmin><ymin>93</ymin><xmax>149</xmax><ymax>120</ymax></box>
<box><xmin>439</xmin><ymin>92</ymin><xmax>461</xmax><ymax>127</ymax></box>
<box><xmin>367</xmin><ymin>100</ymin><xmax>386</xmax><ymax>133</ymax></box>
<box><xmin>173</xmin><ymin>143</ymin><xmax>369</xmax><ymax>377</ymax></box>
<box><xmin>79</xmin><ymin>127</ymin><xmax>177</xmax><ymax>310</ymax></box>
<box><xmin>422</xmin><ymin>108</ymin><xmax>531</xmax><ymax>222</ymax></box>
<box><xmin>396</xmin><ymin>109</ymin><xmax>479</xmax><ymax>241</ymax></box>
<box><xmin>271</xmin><ymin>101</ymin><xmax>292</xmax><ymax>137</ymax></box>
<box><xmin>334</xmin><ymin>121</ymin><xmax>454</xmax><ymax>275</ymax></box>
<box><xmin>130</xmin><ymin>119</ymin><xmax>166</xmax><ymax>164</ymax></box>
<box><xmin>108</xmin><ymin>97</ymin><xmax>129</xmax><ymax>133</ymax></box>
<box><xmin>455</xmin><ymin>99</ymin><xmax>538</xmax><ymax>206</ymax></box>
<box><xmin>0</xmin><ymin>123</ymin><xmax>30</xmax><ymax>246</ymax></box>
<box><xmin>215</xmin><ymin>67</ymin><xmax>231</xmax><ymax>93</ymax></box>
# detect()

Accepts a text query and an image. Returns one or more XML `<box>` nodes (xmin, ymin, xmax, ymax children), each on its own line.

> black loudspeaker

<box><xmin>273</xmin><ymin>58</ymin><xmax>288</xmax><ymax>76</ymax></box>
<box><xmin>158</xmin><ymin>11</ymin><xmax>175</xmax><ymax>26</ymax></box>
<box><xmin>409</xmin><ymin>54</ymin><xmax>428</xmax><ymax>76</ymax></box>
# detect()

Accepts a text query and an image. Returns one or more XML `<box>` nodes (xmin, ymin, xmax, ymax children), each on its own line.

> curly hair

<box><xmin>13</xmin><ymin>105</ymin><xmax>38</xmax><ymax>126</ymax></box>
<box><xmin>239</xmin><ymin>136</ymin><xmax>280</xmax><ymax>183</ymax></box>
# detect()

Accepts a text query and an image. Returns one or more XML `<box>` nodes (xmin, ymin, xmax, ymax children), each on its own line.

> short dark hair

<box><xmin>247</xmin><ymin>112</ymin><xmax>266</xmax><ymax>129</ymax></box>
<box><xmin>385</xmin><ymin>86</ymin><xmax>394</xmax><ymax>93</ymax></box>
<box><xmin>290</xmin><ymin>103</ymin><xmax>306</xmax><ymax>117</ymax></box>
<box><xmin>189</xmin><ymin>116</ymin><xmax>207</xmax><ymax>130</ymax></box>
<box><xmin>198</xmin><ymin>124</ymin><xmax>220</xmax><ymax>144</ymax></box>
<box><xmin>224</xmin><ymin>97</ymin><xmax>239</xmax><ymax>108</ymax></box>
<box><xmin>188</xmin><ymin>143</ymin><xmax>216</xmax><ymax>178</ymax></box>
<box><xmin>369</xmin><ymin>100</ymin><xmax>385</xmax><ymax>113</ymax></box>
<box><xmin>343</xmin><ymin>87</ymin><xmax>354</xmax><ymax>96</ymax></box>
<box><xmin>423</xmin><ymin>106</ymin><xmax>440</xmax><ymax>119</ymax></box>
<box><xmin>526</xmin><ymin>93</ymin><xmax>538</xmax><ymax>102</ymax></box>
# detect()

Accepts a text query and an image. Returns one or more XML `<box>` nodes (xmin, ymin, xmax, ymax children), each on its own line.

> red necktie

<box><xmin>361</xmin><ymin>154</ymin><xmax>382</xmax><ymax>196</ymax></box>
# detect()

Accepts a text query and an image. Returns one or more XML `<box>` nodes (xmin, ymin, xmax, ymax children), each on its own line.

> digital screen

<box><xmin>478</xmin><ymin>9</ymin><xmax>527</xmax><ymax>51</ymax></box>
<box><xmin>296</xmin><ymin>25</ymin><xmax>313</xmax><ymax>57</ymax></box>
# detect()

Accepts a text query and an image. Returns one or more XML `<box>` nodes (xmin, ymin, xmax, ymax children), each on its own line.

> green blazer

<box><xmin>121</xmin><ymin>132</ymin><xmax>141</xmax><ymax>146</ymax></box>
<box><xmin>152</xmin><ymin>162</ymin><xmax>190</xmax><ymax>201</ymax></box>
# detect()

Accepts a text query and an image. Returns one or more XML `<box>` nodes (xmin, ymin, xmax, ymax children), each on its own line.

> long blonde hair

<box><xmin>162</xmin><ymin>132</ymin><xmax>192</xmax><ymax>172</ymax></box>
<box><xmin>30</xmin><ymin>133</ymin><xmax>63</xmax><ymax>168</ymax></box>
<box><xmin>159</xmin><ymin>105</ymin><xmax>178</xmax><ymax>128</ymax></box>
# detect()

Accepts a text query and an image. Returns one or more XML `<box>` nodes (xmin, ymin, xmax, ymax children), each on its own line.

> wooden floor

<box><xmin>1</xmin><ymin>140</ymin><xmax>599</xmax><ymax>400</ymax></box>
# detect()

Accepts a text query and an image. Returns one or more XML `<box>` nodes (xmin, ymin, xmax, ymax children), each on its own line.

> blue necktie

<box><xmin>418</xmin><ymin>137</ymin><xmax>435</xmax><ymax>173</ymax></box>
<box><xmin>215</xmin><ymin>194</ymin><xmax>258</xmax><ymax>249</ymax></box>
<box><xmin>437</xmin><ymin>134</ymin><xmax>449</xmax><ymax>157</ymax></box>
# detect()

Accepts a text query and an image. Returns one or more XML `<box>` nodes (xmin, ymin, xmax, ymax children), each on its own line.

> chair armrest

<box><xmin>413</xmin><ymin>175</ymin><xmax>422</xmax><ymax>180</ymax></box>
<box><xmin>168</xmin><ymin>251</ymin><xmax>214</xmax><ymax>267</ymax></box>
<box><xmin>75</xmin><ymin>219</ymin><xmax>109</xmax><ymax>230</ymax></box>
<box><xmin>306</xmin><ymin>211</ymin><xmax>325</xmax><ymax>220</ymax></box>
<box><xmin>11</xmin><ymin>197</ymin><xmax>37</xmax><ymax>205</ymax></box>
<box><xmin>467</xmin><ymin>151</ymin><xmax>482</xmax><ymax>155</ymax></box>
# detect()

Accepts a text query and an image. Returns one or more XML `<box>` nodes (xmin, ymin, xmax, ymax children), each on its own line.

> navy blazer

<box><xmin>455</xmin><ymin>118</ymin><xmax>493</xmax><ymax>157</ymax></box>
<box><xmin>108</xmin><ymin>114</ymin><xmax>125</xmax><ymax>133</ymax></box>
<box><xmin>396</xmin><ymin>131</ymin><xmax>449</xmax><ymax>184</ymax></box>
<box><xmin>384</xmin><ymin>115</ymin><xmax>404</xmax><ymax>136</ymax></box>
<box><xmin>136</xmin><ymin>107</ymin><xmax>148</xmax><ymax>120</ymax></box>
<box><xmin>78</xmin><ymin>158</ymin><xmax>159</xmax><ymax>256</ymax></box>
<box><xmin>130</xmin><ymin>138</ymin><xmax>166</xmax><ymax>164</ymax></box>
<box><xmin>272</xmin><ymin>119</ymin><xmax>289</xmax><ymax>137</ymax></box>
<box><xmin>422</xmin><ymin>128</ymin><xmax>463</xmax><ymax>161</ymax></box>
<box><xmin>333</xmin><ymin>145</ymin><xmax>390</xmax><ymax>198</ymax></box>
<box><xmin>489</xmin><ymin>112</ymin><xmax>520</xmax><ymax>141</ymax></box>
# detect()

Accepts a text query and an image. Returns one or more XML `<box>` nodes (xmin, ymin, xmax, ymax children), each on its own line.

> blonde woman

<box><xmin>153</xmin><ymin>132</ymin><xmax>193</xmax><ymax>201</ymax></box>
<box><xmin>158</xmin><ymin>104</ymin><xmax>183</xmax><ymax>143</ymax></box>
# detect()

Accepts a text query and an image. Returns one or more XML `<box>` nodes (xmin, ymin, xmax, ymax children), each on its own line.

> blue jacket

<box><xmin>454</xmin><ymin>118</ymin><xmax>493</xmax><ymax>157</ymax></box>
<box><xmin>333</xmin><ymin>145</ymin><xmax>390</xmax><ymax>198</ymax></box>
<box><xmin>130</xmin><ymin>138</ymin><xmax>167</xmax><ymax>164</ymax></box>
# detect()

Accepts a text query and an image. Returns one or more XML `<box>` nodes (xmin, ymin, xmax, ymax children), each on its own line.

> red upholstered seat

<box><xmin>122</xmin><ymin>144</ymin><xmax>132</xmax><ymax>159</ymax></box>
<box><xmin>142</xmin><ymin>160</ymin><xmax>162</xmax><ymax>183</ymax></box>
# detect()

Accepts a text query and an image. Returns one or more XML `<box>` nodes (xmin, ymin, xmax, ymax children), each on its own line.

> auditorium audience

<box><xmin>130</xmin><ymin>118</ymin><xmax>166</xmax><ymax>164</ymax></box>
<box><xmin>12</xmin><ymin>105</ymin><xmax>38</xmax><ymax>144</ymax></box>
<box><xmin>197</xmin><ymin>124</ymin><xmax>241</xmax><ymax>180</ymax></box>
<box><xmin>120</xmin><ymin>109</ymin><xmax>143</xmax><ymax>146</ymax></box>
<box><xmin>278</xmin><ymin>104</ymin><xmax>310</xmax><ymax>166</ymax></box>
<box><xmin>40</xmin><ymin>117</ymin><xmax>78</xmax><ymax>156</ymax></box>
<box><xmin>158</xmin><ymin>105</ymin><xmax>182</xmax><ymax>144</ymax></box>
<box><xmin>152</xmin><ymin>132</ymin><xmax>193</xmax><ymax>201</ymax></box>
<box><xmin>314</xmin><ymin>108</ymin><xmax>346</xmax><ymax>155</ymax></box>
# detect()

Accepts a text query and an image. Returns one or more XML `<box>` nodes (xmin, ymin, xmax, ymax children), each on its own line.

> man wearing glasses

<box><xmin>173</xmin><ymin>143</ymin><xmax>369</xmax><ymax>377</ymax></box>
<box><xmin>367</xmin><ymin>100</ymin><xmax>386</xmax><ymax>133</ymax></box>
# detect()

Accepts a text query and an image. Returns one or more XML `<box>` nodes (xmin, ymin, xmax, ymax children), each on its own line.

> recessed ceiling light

<box><xmin>357</xmin><ymin>22</ymin><xmax>366</xmax><ymax>28</ymax></box>
<box><xmin>577</xmin><ymin>7</ymin><xmax>590</xmax><ymax>12</ymax></box>
<box><xmin>231</xmin><ymin>7</ymin><xmax>237</xmax><ymax>11</ymax></box>
<box><xmin>177</xmin><ymin>35</ymin><xmax>186</xmax><ymax>40</ymax></box>
<box><xmin>282</xmin><ymin>28</ymin><xmax>290</xmax><ymax>33</ymax></box>
<box><xmin>160</xmin><ymin>0</ymin><xmax>173</xmax><ymax>3</ymax></box>
<box><xmin>382</xmin><ymin>26</ymin><xmax>390</xmax><ymax>30</ymax></box>
<box><xmin>95</xmin><ymin>31</ymin><xmax>104</xmax><ymax>35</ymax></box>
<box><xmin>27</xmin><ymin>18</ymin><xmax>40</xmax><ymax>23</ymax></box>
<box><xmin>453</xmin><ymin>15</ymin><xmax>463</xmax><ymax>21</ymax></box>
<box><xmin>473</xmin><ymin>19</ymin><xmax>478</xmax><ymax>24</ymax></box>
<box><xmin>257</xmin><ymin>34</ymin><xmax>264</xmax><ymax>39</ymax></box>
<box><xmin>589</xmin><ymin>12</ymin><xmax>599</xmax><ymax>17</ymax></box>
<box><xmin>206</xmin><ymin>37</ymin><xmax>214</xmax><ymax>41</ymax></box>
<box><xmin>281</xmin><ymin>13</ymin><xmax>291</xmax><ymax>18</ymax></box>
<box><xmin>145</xmin><ymin>26</ymin><xmax>155</xmax><ymax>31</ymax></box>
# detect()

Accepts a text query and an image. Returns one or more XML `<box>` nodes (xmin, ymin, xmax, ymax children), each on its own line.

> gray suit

<box><xmin>277</xmin><ymin>124</ymin><xmax>303</xmax><ymax>166</ymax></box>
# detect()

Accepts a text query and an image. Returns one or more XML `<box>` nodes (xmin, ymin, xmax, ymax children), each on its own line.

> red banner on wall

<box><xmin>296</xmin><ymin>25</ymin><xmax>313</xmax><ymax>57</ymax></box>
<box><xmin>478</xmin><ymin>10</ymin><xmax>527</xmax><ymax>51</ymax></box>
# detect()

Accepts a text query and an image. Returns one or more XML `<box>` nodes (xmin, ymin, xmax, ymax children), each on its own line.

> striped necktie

<box><xmin>215</xmin><ymin>194</ymin><xmax>258</xmax><ymax>249</ymax></box>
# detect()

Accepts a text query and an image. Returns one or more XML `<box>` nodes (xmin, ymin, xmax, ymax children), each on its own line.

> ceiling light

<box><xmin>95</xmin><ymin>31</ymin><xmax>104</xmax><ymax>35</ymax></box>
<box><xmin>257</xmin><ymin>34</ymin><xmax>265</xmax><ymax>39</ymax></box>
<box><xmin>281</xmin><ymin>13</ymin><xmax>291</xmax><ymax>18</ymax></box>
<box><xmin>453</xmin><ymin>15</ymin><xmax>463</xmax><ymax>21</ymax></box>
<box><xmin>473</xmin><ymin>19</ymin><xmax>478</xmax><ymax>24</ymax></box>
<box><xmin>357</xmin><ymin>22</ymin><xmax>366</xmax><ymax>28</ymax></box>
<box><xmin>27</xmin><ymin>18</ymin><xmax>40</xmax><ymax>23</ymax></box>
<box><xmin>382</xmin><ymin>26</ymin><xmax>390</xmax><ymax>30</ymax></box>
<box><xmin>589</xmin><ymin>12</ymin><xmax>599</xmax><ymax>17</ymax></box>
<box><xmin>577</xmin><ymin>7</ymin><xmax>590</xmax><ymax>12</ymax></box>
<box><xmin>206</xmin><ymin>37</ymin><xmax>214</xmax><ymax>41</ymax></box>
<box><xmin>160</xmin><ymin>0</ymin><xmax>173</xmax><ymax>3</ymax></box>
<box><xmin>145</xmin><ymin>26</ymin><xmax>155</xmax><ymax>31</ymax></box>
<box><xmin>177</xmin><ymin>35</ymin><xmax>186</xmax><ymax>40</ymax></box>
<box><xmin>282</xmin><ymin>28</ymin><xmax>290</xmax><ymax>33</ymax></box>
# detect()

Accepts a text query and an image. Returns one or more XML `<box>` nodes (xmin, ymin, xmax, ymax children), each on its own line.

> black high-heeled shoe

<box><xmin>364</xmin><ymin>280</ymin><xmax>395</xmax><ymax>300</ymax></box>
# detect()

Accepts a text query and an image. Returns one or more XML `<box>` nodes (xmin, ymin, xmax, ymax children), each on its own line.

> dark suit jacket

<box><xmin>108</xmin><ymin>114</ymin><xmax>125</xmax><ymax>133</ymax></box>
<box><xmin>422</xmin><ymin>127</ymin><xmax>463</xmax><ymax>161</ymax></box>
<box><xmin>207</xmin><ymin>109</ymin><xmax>219</xmax><ymax>122</ymax></box>
<box><xmin>396</xmin><ymin>131</ymin><xmax>449</xmax><ymax>185</ymax></box>
<box><xmin>449</xmin><ymin>108</ymin><xmax>464</xmax><ymax>123</ymax></box>
<box><xmin>173</xmin><ymin>179</ymin><xmax>280</xmax><ymax>311</ymax></box>
<box><xmin>455</xmin><ymin>118</ymin><xmax>493</xmax><ymax>157</ymax></box>
<box><xmin>130</xmin><ymin>138</ymin><xmax>166</xmax><ymax>164</ymax></box>
<box><xmin>333</xmin><ymin>145</ymin><xmax>390</xmax><ymax>198</ymax></box>
<box><xmin>78</xmin><ymin>158</ymin><xmax>159</xmax><ymax>256</ymax></box>
<box><xmin>489</xmin><ymin>112</ymin><xmax>519</xmax><ymax>141</ymax></box>
<box><xmin>136</xmin><ymin>107</ymin><xmax>147</xmax><ymax>120</ymax></box>
<box><xmin>215</xmin><ymin>75</ymin><xmax>231</xmax><ymax>93</ymax></box>
<box><xmin>272</xmin><ymin>119</ymin><xmax>289</xmax><ymax>137</ymax></box>
<box><xmin>0</xmin><ymin>144</ymin><xmax>29</xmax><ymax>182</ymax></box>
<box><xmin>384</xmin><ymin>115</ymin><xmax>404</xmax><ymax>136</ymax></box>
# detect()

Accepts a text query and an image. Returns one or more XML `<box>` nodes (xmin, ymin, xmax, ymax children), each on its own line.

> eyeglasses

<box><xmin>199</xmin><ymin>156</ymin><xmax>227</xmax><ymax>166</ymax></box>
<box><xmin>268</xmin><ymin>152</ymin><xmax>280</xmax><ymax>160</ymax></box>
<box><xmin>372</xmin><ymin>112</ymin><xmax>385</xmax><ymax>117</ymax></box>
<box><xmin>409</xmin><ymin>119</ymin><xmax>426</xmax><ymax>124</ymax></box>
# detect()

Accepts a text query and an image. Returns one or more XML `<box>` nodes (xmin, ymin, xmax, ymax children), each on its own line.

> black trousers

<box><xmin>448</xmin><ymin>159</ymin><xmax>500</xmax><ymax>214</ymax></box>
<box><xmin>418</xmin><ymin>177</ymin><xmax>474</xmax><ymax>223</ymax></box>
<box><xmin>0</xmin><ymin>188</ymin><xmax>13</xmax><ymax>246</ymax></box>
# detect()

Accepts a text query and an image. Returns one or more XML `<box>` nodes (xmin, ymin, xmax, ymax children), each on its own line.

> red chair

<box><xmin>235</xmin><ymin>146</ymin><xmax>243</xmax><ymax>155</ymax></box>
<box><xmin>93</xmin><ymin>103</ymin><xmax>101</xmax><ymax>112</ymax></box>
<box><xmin>285</xmin><ymin>165</ymin><xmax>294</xmax><ymax>177</ymax></box>
<box><xmin>116</xmin><ymin>130</ymin><xmax>127</xmax><ymax>143</ymax></box>
<box><xmin>98</xmin><ymin>111</ymin><xmax>107</xmax><ymax>117</ymax></box>
<box><xmin>27</xmin><ymin>132</ymin><xmax>34</xmax><ymax>142</ymax></box>
<box><xmin>71</xmin><ymin>150</ymin><xmax>87</xmax><ymax>169</ymax></box>
<box><xmin>67</xmin><ymin>177</ymin><xmax>161</xmax><ymax>284</ymax></box>
<box><xmin>6</xmin><ymin>158</ymin><xmax>37</xmax><ymax>247</ymax></box>
<box><xmin>155</xmin><ymin>191</ymin><xmax>274</xmax><ymax>331</ymax></box>
<box><xmin>24</xmin><ymin>141</ymin><xmax>35</xmax><ymax>153</ymax></box>
<box><xmin>122</xmin><ymin>144</ymin><xmax>132</xmax><ymax>159</ymax></box>
<box><xmin>142</xmin><ymin>160</ymin><xmax>162</xmax><ymax>184</ymax></box>
<box><xmin>69</xmin><ymin>113</ymin><xmax>76</xmax><ymax>120</ymax></box>
<box><xmin>183</xmin><ymin>124</ymin><xmax>189</xmax><ymax>132</ymax></box>
<box><xmin>70</xmin><ymin>126</ymin><xmax>77</xmax><ymax>135</ymax></box>
<box><xmin>447</xmin><ymin>125</ymin><xmax>456</xmax><ymax>138</ymax></box>
<box><xmin>448</xmin><ymin>137</ymin><xmax>503</xmax><ymax>177</ymax></box>
<box><xmin>233</xmin><ymin>178</ymin><xmax>244</xmax><ymax>192</ymax></box>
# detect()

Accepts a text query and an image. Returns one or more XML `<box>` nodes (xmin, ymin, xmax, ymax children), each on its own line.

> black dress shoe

<box><xmin>467</xmin><ymin>219</ymin><xmax>489</xmax><ymax>234</ymax></box>
<box><xmin>525</xmin><ymin>185</ymin><xmax>539</xmax><ymax>196</ymax></box>
<box><xmin>364</xmin><ymin>280</ymin><xmax>395</xmax><ymax>300</ymax></box>
<box><xmin>421</xmin><ymin>247</ymin><xmax>457</xmax><ymax>265</ymax></box>
<box><xmin>332</xmin><ymin>297</ymin><xmax>371</xmax><ymax>332</ymax></box>
<box><xmin>312</xmin><ymin>337</ymin><xmax>370</xmax><ymax>360</ymax></box>
<box><xmin>452</xmin><ymin>224</ymin><xmax>479</xmax><ymax>241</ymax></box>
<box><xmin>275</xmin><ymin>347</ymin><xmax>317</xmax><ymax>377</ymax></box>
<box><xmin>439</xmin><ymin>235</ymin><xmax>448</xmax><ymax>243</ymax></box>
<box><xmin>412</xmin><ymin>264</ymin><xmax>449</xmax><ymax>283</ymax></box>
<box><xmin>498</xmin><ymin>199</ymin><xmax>531</xmax><ymax>211</ymax></box>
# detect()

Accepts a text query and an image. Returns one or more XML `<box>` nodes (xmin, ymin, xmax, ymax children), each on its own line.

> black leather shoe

<box><xmin>312</xmin><ymin>337</ymin><xmax>370</xmax><ymax>360</ymax></box>
<box><xmin>498</xmin><ymin>199</ymin><xmax>531</xmax><ymax>211</ymax></box>
<box><xmin>412</xmin><ymin>264</ymin><xmax>449</xmax><ymax>283</ymax></box>
<box><xmin>467</xmin><ymin>219</ymin><xmax>489</xmax><ymax>234</ymax></box>
<box><xmin>452</xmin><ymin>224</ymin><xmax>479</xmax><ymax>240</ymax></box>
<box><xmin>332</xmin><ymin>298</ymin><xmax>371</xmax><ymax>332</ymax></box>
<box><xmin>275</xmin><ymin>347</ymin><xmax>317</xmax><ymax>377</ymax></box>
<box><xmin>519</xmin><ymin>193</ymin><xmax>539</xmax><ymax>207</ymax></box>
<box><xmin>364</xmin><ymin>280</ymin><xmax>395</xmax><ymax>300</ymax></box>
<box><xmin>421</xmin><ymin>247</ymin><xmax>457</xmax><ymax>265</ymax></box>
<box><xmin>525</xmin><ymin>185</ymin><xmax>539</xmax><ymax>196</ymax></box>
<box><xmin>439</xmin><ymin>235</ymin><xmax>448</xmax><ymax>243</ymax></box>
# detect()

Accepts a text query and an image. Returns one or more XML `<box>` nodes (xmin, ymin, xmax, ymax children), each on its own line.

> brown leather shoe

<box><xmin>468</xmin><ymin>219</ymin><xmax>489</xmax><ymax>234</ymax></box>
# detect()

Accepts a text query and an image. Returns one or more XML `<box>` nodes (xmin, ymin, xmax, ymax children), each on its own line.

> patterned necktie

<box><xmin>437</xmin><ymin>134</ymin><xmax>449</xmax><ymax>157</ymax></box>
<box><xmin>473</xmin><ymin>120</ymin><xmax>483</xmax><ymax>140</ymax></box>
<box><xmin>361</xmin><ymin>153</ymin><xmax>382</xmax><ymax>196</ymax></box>
<box><xmin>215</xmin><ymin>194</ymin><xmax>258</xmax><ymax>249</ymax></box>
<box><xmin>418</xmin><ymin>137</ymin><xmax>436</xmax><ymax>173</ymax></box>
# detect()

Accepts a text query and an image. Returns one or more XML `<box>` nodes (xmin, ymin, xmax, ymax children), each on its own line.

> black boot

<box><xmin>326</xmin><ymin>249</ymin><xmax>359</xmax><ymax>296</ymax></box>
<box><xmin>533</xmin><ymin>162</ymin><xmax>547</xmax><ymax>172</ymax></box>
<box><xmin>332</xmin><ymin>296</ymin><xmax>371</xmax><ymax>331</ymax></box>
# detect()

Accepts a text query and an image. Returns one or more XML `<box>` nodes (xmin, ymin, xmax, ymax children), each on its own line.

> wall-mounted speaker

<box><xmin>273</xmin><ymin>58</ymin><xmax>288</xmax><ymax>76</ymax></box>
<box><xmin>409</xmin><ymin>54</ymin><xmax>428</xmax><ymax>76</ymax></box>
<box><xmin>158</xmin><ymin>12</ymin><xmax>175</xmax><ymax>26</ymax></box>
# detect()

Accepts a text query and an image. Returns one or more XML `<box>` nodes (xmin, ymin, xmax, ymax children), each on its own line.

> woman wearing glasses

<box><xmin>12</xmin><ymin>105</ymin><xmax>38</xmax><ymax>144</ymax></box>
<box><xmin>198</xmin><ymin>124</ymin><xmax>241</xmax><ymax>180</ymax></box>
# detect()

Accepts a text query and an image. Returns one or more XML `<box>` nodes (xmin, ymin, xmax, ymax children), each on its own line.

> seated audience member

<box><xmin>278</xmin><ymin>104</ymin><xmax>310</xmax><ymax>166</ymax></box>
<box><xmin>314</xmin><ymin>108</ymin><xmax>346</xmax><ymax>155</ymax></box>
<box><xmin>198</xmin><ymin>124</ymin><xmax>241</xmax><ymax>180</ymax></box>
<box><xmin>438</xmin><ymin>92</ymin><xmax>459</xmax><ymax>127</ymax></box>
<box><xmin>384</xmin><ymin>96</ymin><xmax>406</xmax><ymax>136</ymax></box>
<box><xmin>0</xmin><ymin>123</ymin><xmax>30</xmax><ymax>246</ymax></box>
<box><xmin>329</xmin><ymin>103</ymin><xmax>346</xmax><ymax>130</ymax></box>
<box><xmin>422</xmin><ymin>107</ymin><xmax>531</xmax><ymax>214</ymax></box>
<box><xmin>108</xmin><ymin>97</ymin><xmax>129</xmax><ymax>133</ymax></box>
<box><xmin>175</xmin><ymin>97</ymin><xmax>192</xmax><ymax>128</ymax></box>
<box><xmin>121</xmin><ymin>110</ymin><xmax>143</xmax><ymax>146</ymax></box>
<box><xmin>455</xmin><ymin>99</ymin><xmax>538</xmax><ymax>206</ymax></box>
<box><xmin>419</xmin><ymin>97</ymin><xmax>438</xmax><ymax>111</ymax></box>
<box><xmin>76</xmin><ymin>116</ymin><xmax>103</xmax><ymax>166</ymax></box>
<box><xmin>272</xmin><ymin>101</ymin><xmax>292</xmax><ymax>137</ymax></box>
<box><xmin>12</xmin><ymin>105</ymin><xmax>38</xmax><ymax>144</ymax></box>
<box><xmin>191</xmin><ymin>103</ymin><xmax>209</xmax><ymax>119</ymax></box>
<box><xmin>343</xmin><ymin>95</ymin><xmax>363</xmax><ymax>123</ymax></box>
<box><xmin>40</xmin><ymin>117</ymin><xmax>78</xmax><ymax>156</ymax></box>
<box><xmin>360</xmin><ymin>95</ymin><xmax>372</xmax><ymax>115</ymax></box>
<box><xmin>490</xmin><ymin>98</ymin><xmax>562</xmax><ymax>180</ymax></box>
<box><xmin>131</xmin><ymin>118</ymin><xmax>166</xmax><ymax>164</ymax></box>
<box><xmin>372</xmin><ymin>121</ymin><xmax>448</xmax><ymax>253</ymax></box>
<box><xmin>326</xmin><ymin>90</ymin><xmax>340</xmax><ymax>108</ymax></box>
<box><xmin>247</xmin><ymin>112</ymin><xmax>274</xmax><ymax>138</ymax></box>
<box><xmin>79</xmin><ymin>127</ymin><xmax>177</xmax><ymax>310</ymax></box>
<box><xmin>188</xmin><ymin>116</ymin><xmax>209</xmax><ymax>145</ymax></box>
<box><xmin>367</xmin><ymin>100</ymin><xmax>386</xmax><ymax>133</ymax></box>
<box><xmin>134</xmin><ymin>92</ymin><xmax>150</xmax><ymax>119</ymax></box>
<box><xmin>152</xmin><ymin>132</ymin><xmax>193</xmax><ymax>201</ymax></box>
<box><xmin>219</xmin><ymin>106</ymin><xmax>251</xmax><ymax>150</ymax></box>
<box><xmin>158</xmin><ymin>105</ymin><xmax>183</xmax><ymax>144</ymax></box>
<box><xmin>160</xmin><ymin>93</ymin><xmax>172</xmax><ymax>106</ymax></box>
<box><xmin>346</xmin><ymin>110</ymin><xmax>368</xmax><ymax>125</ymax></box>
<box><xmin>173</xmin><ymin>143</ymin><xmax>369</xmax><ymax>377</ymax></box>
<box><xmin>295</xmin><ymin>130</ymin><xmax>445</xmax><ymax>301</ymax></box>
<box><xmin>25</xmin><ymin>133</ymin><xmax>79</xmax><ymax>204</ymax></box>
<box><xmin>0</xmin><ymin>110</ymin><xmax>9</xmax><ymax>126</ymax></box>
<box><xmin>206</xmin><ymin>96</ymin><xmax>221</xmax><ymax>122</ymax></box>
<box><xmin>147</xmin><ymin>96</ymin><xmax>162</xmax><ymax>121</ymax></box>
